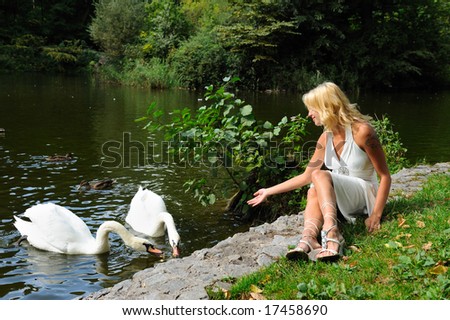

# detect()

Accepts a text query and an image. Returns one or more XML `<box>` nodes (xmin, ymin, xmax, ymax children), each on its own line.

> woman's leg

<box><xmin>300</xmin><ymin>187</ymin><xmax>323</xmax><ymax>250</ymax></box>
<box><xmin>310</xmin><ymin>170</ymin><xmax>344</xmax><ymax>259</ymax></box>
<box><xmin>286</xmin><ymin>187</ymin><xmax>322</xmax><ymax>261</ymax></box>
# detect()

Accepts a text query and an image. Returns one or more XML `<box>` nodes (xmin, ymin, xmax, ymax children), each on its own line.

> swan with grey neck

<box><xmin>126</xmin><ymin>187</ymin><xmax>181</xmax><ymax>257</ymax></box>
<box><xmin>13</xmin><ymin>203</ymin><xmax>163</xmax><ymax>256</ymax></box>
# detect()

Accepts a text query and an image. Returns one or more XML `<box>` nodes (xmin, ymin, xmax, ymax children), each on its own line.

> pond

<box><xmin>0</xmin><ymin>73</ymin><xmax>449</xmax><ymax>300</ymax></box>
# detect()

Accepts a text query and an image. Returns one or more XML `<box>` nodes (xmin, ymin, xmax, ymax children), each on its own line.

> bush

<box><xmin>372</xmin><ymin>115</ymin><xmax>409</xmax><ymax>173</ymax></box>
<box><xmin>169</xmin><ymin>31</ymin><xmax>238</xmax><ymax>89</ymax></box>
<box><xmin>89</xmin><ymin>0</ymin><xmax>146</xmax><ymax>59</ymax></box>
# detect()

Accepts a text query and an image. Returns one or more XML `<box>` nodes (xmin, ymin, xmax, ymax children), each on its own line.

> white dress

<box><xmin>323</xmin><ymin>125</ymin><xmax>378</xmax><ymax>223</ymax></box>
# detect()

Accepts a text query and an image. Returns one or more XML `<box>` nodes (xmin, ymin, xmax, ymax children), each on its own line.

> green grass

<box><xmin>208</xmin><ymin>174</ymin><xmax>450</xmax><ymax>300</ymax></box>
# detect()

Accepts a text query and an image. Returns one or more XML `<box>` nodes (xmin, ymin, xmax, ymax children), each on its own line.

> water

<box><xmin>0</xmin><ymin>73</ymin><xmax>449</xmax><ymax>300</ymax></box>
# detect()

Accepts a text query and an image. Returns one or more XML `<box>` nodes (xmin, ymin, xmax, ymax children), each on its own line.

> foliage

<box><xmin>169</xmin><ymin>31</ymin><xmax>237</xmax><ymax>89</ymax></box>
<box><xmin>2</xmin><ymin>0</ymin><xmax>449</xmax><ymax>89</ymax></box>
<box><xmin>120</xmin><ymin>58</ymin><xmax>179</xmax><ymax>88</ymax></box>
<box><xmin>89</xmin><ymin>0</ymin><xmax>146</xmax><ymax>58</ymax></box>
<box><xmin>0</xmin><ymin>0</ymin><xmax>94</xmax><ymax>45</ymax></box>
<box><xmin>208</xmin><ymin>174</ymin><xmax>450</xmax><ymax>300</ymax></box>
<box><xmin>372</xmin><ymin>115</ymin><xmax>409</xmax><ymax>173</ymax></box>
<box><xmin>138</xmin><ymin>77</ymin><xmax>309</xmax><ymax>219</ymax></box>
<box><xmin>0</xmin><ymin>35</ymin><xmax>98</xmax><ymax>73</ymax></box>
<box><xmin>140</xmin><ymin>0</ymin><xmax>192</xmax><ymax>59</ymax></box>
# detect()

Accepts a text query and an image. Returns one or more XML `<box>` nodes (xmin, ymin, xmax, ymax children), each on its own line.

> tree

<box><xmin>140</xmin><ymin>0</ymin><xmax>191</xmax><ymax>59</ymax></box>
<box><xmin>89</xmin><ymin>0</ymin><xmax>146</xmax><ymax>59</ymax></box>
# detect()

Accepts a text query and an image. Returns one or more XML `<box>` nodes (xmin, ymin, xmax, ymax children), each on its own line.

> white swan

<box><xmin>126</xmin><ymin>187</ymin><xmax>181</xmax><ymax>257</ymax></box>
<box><xmin>13</xmin><ymin>203</ymin><xmax>163</xmax><ymax>256</ymax></box>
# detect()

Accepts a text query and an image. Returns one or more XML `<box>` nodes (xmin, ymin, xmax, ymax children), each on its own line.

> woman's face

<box><xmin>307</xmin><ymin>108</ymin><xmax>322</xmax><ymax>126</ymax></box>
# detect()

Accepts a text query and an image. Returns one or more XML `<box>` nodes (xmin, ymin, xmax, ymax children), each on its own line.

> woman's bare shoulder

<box><xmin>352</xmin><ymin>121</ymin><xmax>379</xmax><ymax>148</ymax></box>
<box><xmin>353</xmin><ymin>121</ymin><xmax>375</xmax><ymax>137</ymax></box>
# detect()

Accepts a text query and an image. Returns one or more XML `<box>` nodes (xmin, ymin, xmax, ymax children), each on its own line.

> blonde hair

<box><xmin>302</xmin><ymin>82</ymin><xmax>371</xmax><ymax>131</ymax></box>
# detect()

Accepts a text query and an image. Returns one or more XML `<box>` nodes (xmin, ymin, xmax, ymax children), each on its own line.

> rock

<box><xmin>82</xmin><ymin>162</ymin><xmax>449</xmax><ymax>300</ymax></box>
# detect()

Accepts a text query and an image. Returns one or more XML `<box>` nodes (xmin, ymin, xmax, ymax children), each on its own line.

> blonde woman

<box><xmin>248</xmin><ymin>82</ymin><xmax>391</xmax><ymax>262</ymax></box>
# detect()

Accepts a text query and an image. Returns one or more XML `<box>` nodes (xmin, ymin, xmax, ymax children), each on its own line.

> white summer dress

<box><xmin>323</xmin><ymin>125</ymin><xmax>378</xmax><ymax>223</ymax></box>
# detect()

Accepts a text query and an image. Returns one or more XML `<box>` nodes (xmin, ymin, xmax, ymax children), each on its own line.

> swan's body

<box><xmin>14</xmin><ymin>203</ymin><xmax>162</xmax><ymax>256</ymax></box>
<box><xmin>126</xmin><ymin>187</ymin><xmax>180</xmax><ymax>257</ymax></box>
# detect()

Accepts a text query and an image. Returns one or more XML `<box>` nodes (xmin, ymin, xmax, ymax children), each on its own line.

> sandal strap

<box><xmin>320</xmin><ymin>201</ymin><xmax>336</xmax><ymax>212</ymax></box>
<box><xmin>319</xmin><ymin>248</ymin><xmax>339</xmax><ymax>256</ymax></box>
<box><xmin>303</xmin><ymin>217</ymin><xmax>321</xmax><ymax>235</ymax></box>
<box><xmin>298</xmin><ymin>239</ymin><xmax>314</xmax><ymax>252</ymax></box>
<box><xmin>321</xmin><ymin>225</ymin><xmax>339</xmax><ymax>248</ymax></box>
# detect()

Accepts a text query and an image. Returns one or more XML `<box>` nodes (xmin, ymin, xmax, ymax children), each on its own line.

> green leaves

<box><xmin>138</xmin><ymin>77</ymin><xmax>309</xmax><ymax>212</ymax></box>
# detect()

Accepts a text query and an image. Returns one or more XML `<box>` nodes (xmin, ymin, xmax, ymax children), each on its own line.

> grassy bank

<box><xmin>209</xmin><ymin>174</ymin><xmax>450</xmax><ymax>300</ymax></box>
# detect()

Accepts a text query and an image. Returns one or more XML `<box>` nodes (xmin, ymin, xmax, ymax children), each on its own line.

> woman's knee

<box><xmin>311</xmin><ymin>170</ymin><xmax>332</xmax><ymax>185</ymax></box>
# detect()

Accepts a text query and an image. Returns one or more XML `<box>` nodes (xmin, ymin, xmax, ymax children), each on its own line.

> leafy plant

<box><xmin>89</xmin><ymin>0</ymin><xmax>146</xmax><ymax>59</ymax></box>
<box><xmin>372</xmin><ymin>115</ymin><xmax>409</xmax><ymax>173</ymax></box>
<box><xmin>138</xmin><ymin>76</ymin><xmax>309</xmax><ymax>219</ymax></box>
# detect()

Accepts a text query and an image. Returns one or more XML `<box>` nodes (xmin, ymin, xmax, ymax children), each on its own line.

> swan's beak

<box><xmin>172</xmin><ymin>245</ymin><xmax>180</xmax><ymax>258</ymax></box>
<box><xmin>144</xmin><ymin>244</ymin><xmax>164</xmax><ymax>257</ymax></box>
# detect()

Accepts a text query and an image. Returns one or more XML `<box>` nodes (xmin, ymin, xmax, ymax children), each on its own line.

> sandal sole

<box><xmin>286</xmin><ymin>249</ymin><xmax>309</xmax><ymax>261</ymax></box>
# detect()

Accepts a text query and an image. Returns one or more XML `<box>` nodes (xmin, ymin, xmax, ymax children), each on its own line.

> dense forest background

<box><xmin>0</xmin><ymin>0</ymin><xmax>449</xmax><ymax>91</ymax></box>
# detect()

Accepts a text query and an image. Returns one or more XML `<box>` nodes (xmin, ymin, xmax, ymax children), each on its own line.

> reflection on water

<box><xmin>0</xmin><ymin>74</ymin><xmax>250</xmax><ymax>300</ymax></box>
<box><xmin>0</xmin><ymin>74</ymin><xmax>449</xmax><ymax>300</ymax></box>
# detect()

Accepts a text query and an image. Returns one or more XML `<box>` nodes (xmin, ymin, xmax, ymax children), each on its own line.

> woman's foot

<box><xmin>286</xmin><ymin>238</ymin><xmax>321</xmax><ymax>261</ymax></box>
<box><xmin>316</xmin><ymin>225</ymin><xmax>345</xmax><ymax>262</ymax></box>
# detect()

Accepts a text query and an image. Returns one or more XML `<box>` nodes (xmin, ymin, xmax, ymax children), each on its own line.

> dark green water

<box><xmin>0</xmin><ymin>73</ymin><xmax>449</xmax><ymax>300</ymax></box>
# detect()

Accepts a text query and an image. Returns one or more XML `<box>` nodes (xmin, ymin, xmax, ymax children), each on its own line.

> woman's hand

<box><xmin>247</xmin><ymin>188</ymin><xmax>269</xmax><ymax>207</ymax></box>
<box><xmin>365</xmin><ymin>215</ymin><xmax>381</xmax><ymax>233</ymax></box>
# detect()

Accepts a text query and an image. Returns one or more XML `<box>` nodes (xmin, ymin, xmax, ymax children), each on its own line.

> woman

<box><xmin>247</xmin><ymin>82</ymin><xmax>391</xmax><ymax>262</ymax></box>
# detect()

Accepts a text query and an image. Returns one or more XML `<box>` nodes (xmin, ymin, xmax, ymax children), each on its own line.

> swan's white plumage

<box><xmin>126</xmin><ymin>187</ymin><xmax>180</xmax><ymax>256</ymax></box>
<box><xmin>14</xmin><ymin>203</ymin><xmax>160</xmax><ymax>255</ymax></box>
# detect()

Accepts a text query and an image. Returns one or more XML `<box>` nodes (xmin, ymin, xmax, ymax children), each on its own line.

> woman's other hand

<box><xmin>365</xmin><ymin>215</ymin><xmax>381</xmax><ymax>233</ymax></box>
<box><xmin>247</xmin><ymin>188</ymin><xmax>269</xmax><ymax>207</ymax></box>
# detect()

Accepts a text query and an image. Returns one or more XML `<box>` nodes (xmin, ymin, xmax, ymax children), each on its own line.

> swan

<box><xmin>13</xmin><ymin>203</ymin><xmax>163</xmax><ymax>256</ymax></box>
<box><xmin>126</xmin><ymin>187</ymin><xmax>181</xmax><ymax>257</ymax></box>
<box><xmin>78</xmin><ymin>179</ymin><xmax>116</xmax><ymax>190</ymax></box>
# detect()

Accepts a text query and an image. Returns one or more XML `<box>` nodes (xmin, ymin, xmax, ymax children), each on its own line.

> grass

<box><xmin>208</xmin><ymin>174</ymin><xmax>450</xmax><ymax>300</ymax></box>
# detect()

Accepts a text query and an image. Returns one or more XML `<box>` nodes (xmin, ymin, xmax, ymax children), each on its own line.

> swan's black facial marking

<box><xmin>143</xmin><ymin>243</ymin><xmax>164</xmax><ymax>257</ymax></box>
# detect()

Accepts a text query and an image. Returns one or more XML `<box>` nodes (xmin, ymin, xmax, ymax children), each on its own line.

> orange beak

<box><xmin>172</xmin><ymin>245</ymin><xmax>180</xmax><ymax>258</ymax></box>
<box><xmin>145</xmin><ymin>244</ymin><xmax>164</xmax><ymax>257</ymax></box>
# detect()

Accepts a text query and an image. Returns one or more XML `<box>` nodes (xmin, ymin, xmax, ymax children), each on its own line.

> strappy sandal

<box><xmin>316</xmin><ymin>224</ymin><xmax>345</xmax><ymax>263</ymax></box>
<box><xmin>286</xmin><ymin>239</ymin><xmax>313</xmax><ymax>261</ymax></box>
<box><xmin>286</xmin><ymin>217</ymin><xmax>321</xmax><ymax>261</ymax></box>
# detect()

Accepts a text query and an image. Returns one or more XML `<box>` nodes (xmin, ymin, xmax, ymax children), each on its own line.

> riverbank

<box><xmin>83</xmin><ymin>162</ymin><xmax>450</xmax><ymax>300</ymax></box>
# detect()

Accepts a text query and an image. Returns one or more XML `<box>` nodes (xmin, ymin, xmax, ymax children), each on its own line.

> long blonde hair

<box><xmin>302</xmin><ymin>82</ymin><xmax>371</xmax><ymax>131</ymax></box>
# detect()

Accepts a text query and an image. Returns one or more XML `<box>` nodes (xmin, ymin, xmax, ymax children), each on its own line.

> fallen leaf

<box><xmin>422</xmin><ymin>242</ymin><xmax>432</xmax><ymax>251</ymax></box>
<box><xmin>395</xmin><ymin>233</ymin><xmax>412</xmax><ymax>240</ymax></box>
<box><xmin>222</xmin><ymin>289</ymin><xmax>231</xmax><ymax>299</ymax></box>
<box><xmin>250</xmin><ymin>284</ymin><xmax>263</xmax><ymax>293</ymax></box>
<box><xmin>249</xmin><ymin>292</ymin><xmax>267</xmax><ymax>300</ymax></box>
<box><xmin>385</xmin><ymin>241</ymin><xmax>403</xmax><ymax>249</ymax></box>
<box><xmin>429</xmin><ymin>265</ymin><xmax>448</xmax><ymax>275</ymax></box>
<box><xmin>402</xmin><ymin>224</ymin><xmax>410</xmax><ymax>229</ymax></box>
<box><xmin>398</xmin><ymin>217</ymin><xmax>406</xmax><ymax>227</ymax></box>
<box><xmin>349</xmin><ymin>245</ymin><xmax>361</xmax><ymax>252</ymax></box>
<box><xmin>260</xmin><ymin>275</ymin><xmax>271</xmax><ymax>285</ymax></box>
<box><xmin>416</xmin><ymin>220</ymin><xmax>426</xmax><ymax>228</ymax></box>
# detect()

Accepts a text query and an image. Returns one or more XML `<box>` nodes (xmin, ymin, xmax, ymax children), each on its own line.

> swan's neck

<box><xmin>96</xmin><ymin>221</ymin><xmax>135</xmax><ymax>251</ymax></box>
<box><xmin>160</xmin><ymin>212</ymin><xmax>180</xmax><ymax>246</ymax></box>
